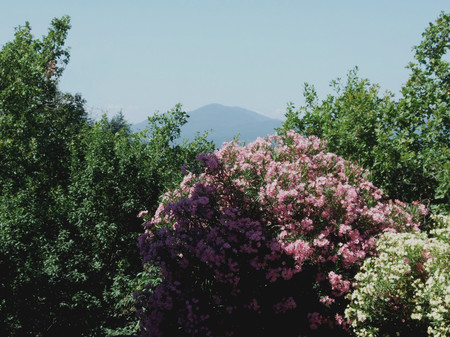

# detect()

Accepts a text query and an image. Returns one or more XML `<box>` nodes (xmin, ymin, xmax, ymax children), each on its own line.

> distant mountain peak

<box><xmin>132</xmin><ymin>103</ymin><xmax>282</xmax><ymax>147</ymax></box>
<box><xmin>189</xmin><ymin>103</ymin><xmax>279</xmax><ymax>122</ymax></box>
<box><xmin>200</xmin><ymin>103</ymin><xmax>226</xmax><ymax>109</ymax></box>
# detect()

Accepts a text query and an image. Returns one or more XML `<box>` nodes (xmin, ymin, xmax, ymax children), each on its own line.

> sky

<box><xmin>1</xmin><ymin>1</ymin><xmax>449</xmax><ymax>123</ymax></box>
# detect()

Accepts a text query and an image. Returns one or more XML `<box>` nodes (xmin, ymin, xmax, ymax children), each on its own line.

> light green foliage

<box><xmin>283</xmin><ymin>69</ymin><xmax>398</xmax><ymax>194</ymax></box>
<box><xmin>345</xmin><ymin>215</ymin><xmax>450</xmax><ymax>337</ymax></box>
<box><xmin>282</xmin><ymin>12</ymin><xmax>449</xmax><ymax>214</ymax></box>
<box><xmin>0</xmin><ymin>17</ymin><xmax>213</xmax><ymax>336</ymax></box>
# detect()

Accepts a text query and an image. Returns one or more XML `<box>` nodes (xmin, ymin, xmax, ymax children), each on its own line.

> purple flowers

<box><xmin>196</xmin><ymin>152</ymin><xmax>220</xmax><ymax>173</ymax></box>
<box><xmin>136</xmin><ymin>131</ymin><xmax>426</xmax><ymax>336</ymax></box>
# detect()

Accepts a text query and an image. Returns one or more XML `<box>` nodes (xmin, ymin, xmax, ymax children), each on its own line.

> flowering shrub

<box><xmin>345</xmin><ymin>215</ymin><xmax>449</xmax><ymax>337</ymax></box>
<box><xmin>136</xmin><ymin>131</ymin><xmax>426</xmax><ymax>336</ymax></box>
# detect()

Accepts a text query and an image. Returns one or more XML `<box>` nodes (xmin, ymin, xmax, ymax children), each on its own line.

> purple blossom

<box><xmin>136</xmin><ymin>131</ymin><xmax>427</xmax><ymax>337</ymax></box>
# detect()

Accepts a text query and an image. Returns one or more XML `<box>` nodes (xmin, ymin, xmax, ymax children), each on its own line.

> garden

<box><xmin>0</xmin><ymin>11</ymin><xmax>448</xmax><ymax>337</ymax></box>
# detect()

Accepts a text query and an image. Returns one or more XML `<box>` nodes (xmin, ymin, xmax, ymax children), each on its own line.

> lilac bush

<box><xmin>136</xmin><ymin>131</ymin><xmax>427</xmax><ymax>337</ymax></box>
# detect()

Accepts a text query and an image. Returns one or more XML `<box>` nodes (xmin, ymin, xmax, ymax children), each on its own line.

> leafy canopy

<box><xmin>281</xmin><ymin>11</ymin><xmax>449</xmax><ymax>214</ymax></box>
<box><xmin>0</xmin><ymin>17</ymin><xmax>214</xmax><ymax>336</ymax></box>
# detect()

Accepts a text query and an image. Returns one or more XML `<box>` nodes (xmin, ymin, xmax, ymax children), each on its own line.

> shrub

<box><xmin>345</xmin><ymin>215</ymin><xmax>450</xmax><ymax>337</ymax></box>
<box><xmin>136</xmin><ymin>131</ymin><xmax>426</xmax><ymax>337</ymax></box>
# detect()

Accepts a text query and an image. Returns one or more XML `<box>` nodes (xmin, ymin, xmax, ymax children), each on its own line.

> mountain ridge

<box><xmin>132</xmin><ymin>103</ymin><xmax>283</xmax><ymax>147</ymax></box>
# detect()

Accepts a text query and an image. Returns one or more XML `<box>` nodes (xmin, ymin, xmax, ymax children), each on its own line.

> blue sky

<box><xmin>1</xmin><ymin>1</ymin><xmax>449</xmax><ymax>123</ymax></box>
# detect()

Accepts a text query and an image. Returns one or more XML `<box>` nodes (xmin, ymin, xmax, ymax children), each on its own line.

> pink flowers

<box><xmin>273</xmin><ymin>297</ymin><xmax>297</xmax><ymax>314</ymax></box>
<box><xmin>328</xmin><ymin>271</ymin><xmax>351</xmax><ymax>297</ymax></box>
<box><xmin>320</xmin><ymin>295</ymin><xmax>335</xmax><ymax>306</ymax></box>
<box><xmin>136</xmin><ymin>131</ymin><xmax>426</xmax><ymax>337</ymax></box>
<box><xmin>283</xmin><ymin>239</ymin><xmax>312</xmax><ymax>266</ymax></box>
<box><xmin>137</xmin><ymin>210</ymin><xmax>149</xmax><ymax>218</ymax></box>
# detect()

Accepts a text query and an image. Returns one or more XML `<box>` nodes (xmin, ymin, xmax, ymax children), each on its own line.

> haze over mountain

<box><xmin>132</xmin><ymin>103</ymin><xmax>283</xmax><ymax>147</ymax></box>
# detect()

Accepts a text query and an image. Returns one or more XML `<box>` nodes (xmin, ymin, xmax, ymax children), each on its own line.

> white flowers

<box><xmin>345</xmin><ymin>215</ymin><xmax>450</xmax><ymax>337</ymax></box>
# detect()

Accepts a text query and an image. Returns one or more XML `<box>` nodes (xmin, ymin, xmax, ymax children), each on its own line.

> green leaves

<box><xmin>397</xmin><ymin>11</ymin><xmax>449</xmax><ymax>213</ymax></box>
<box><xmin>143</xmin><ymin>104</ymin><xmax>214</xmax><ymax>190</ymax></box>
<box><xmin>0</xmin><ymin>16</ymin><xmax>87</xmax><ymax>194</ymax></box>
<box><xmin>281</xmin><ymin>12</ymin><xmax>449</xmax><ymax>214</ymax></box>
<box><xmin>0</xmin><ymin>17</ymin><xmax>214</xmax><ymax>336</ymax></box>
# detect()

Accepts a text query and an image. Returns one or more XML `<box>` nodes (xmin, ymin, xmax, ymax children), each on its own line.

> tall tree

<box><xmin>0</xmin><ymin>16</ymin><xmax>89</xmax><ymax>335</ymax></box>
<box><xmin>0</xmin><ymin>17</ymin><xmax>214</xmax><ymax>336</ymax></box>
<box><xmin>0</xmin><ymin>16</ymin><xmax>88</xmax><ymax>192</ymax></box>
<box><xmin>281</xmin><ymin>12</ymin><xmax>449</xmax><ymax>214</ymax></box>
<box><xmin>396</xmin><ymin>11</ymin><xmax>449</xmax><ymax>212</ymax></box>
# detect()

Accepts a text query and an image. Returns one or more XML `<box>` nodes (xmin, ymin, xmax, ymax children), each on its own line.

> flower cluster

<box><xmin>136</xmin><ymin>131</ymin><xmax>426</xmax><ymax>336</ymax></box>
<box><xmin>345</xmin><ymin>215</ymin><xmax>449</xmax><ymax>337</ymax></box>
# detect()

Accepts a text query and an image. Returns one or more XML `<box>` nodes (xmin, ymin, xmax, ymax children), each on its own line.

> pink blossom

<box><xmin>328</xmin><ymin>271</ymin><xmax>351</xmax><ymax>296</ymax></box>
<box><xmin>138</xmin><ymin>210</ymin><xmax>149</xmax><ymax>218</ymax></box>
<box><xmin>320</xmin><ymin>295</ymin><xmax>335</xmax><ymax>306</ymax></box>
<box><xmin>338</xmin><ymin>224</ymin><xmax>352</xmax><ymax>235</ymax></box>
<box><xmin>137</xmin><ymin>131</ymin><xmax>426</xmax><ymax>336</ymax></box>
<box><xmin>273</xmin><ymin>297</ymin><xmax>297</xmax><ymax>314</ymax></box>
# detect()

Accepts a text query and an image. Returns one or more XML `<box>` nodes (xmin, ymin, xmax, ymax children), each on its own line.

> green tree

<box><xmin>396</xmin><ymin>11</ymin><xmax>449</xmax><ymax>212</ymax></box>
<box><xmin>283</xmin><ymin>68</ymin><xmax>397</xmax><ymax>184</ymax></box>
<box><xmin>0</xmin><ymin>16</ymin><xmax>90</xmax><ymax>335</ymax></box>
<box><xmin>62</xmin><ymin>107</ymin><xmax>213</xmax><ymax>335</ymax></box>
<box><xmin>143</xmin><ymin>104</ymin><xmax>215</xmax><ymax>190</ymax></box>
<box><xmin>103</xmin><ymin>110</ymin><xmax>131</xmax><ymax>135</ymax></box>
<box><xmin>0</xmin><ymin>17</ymin><xmax>214</xmax><ymax>336</ymax></box>
<box><xmin>0</xmin><ymin>16</ymin><xmax>87</xmax><ymax>192</ymax></box>
<box><xmin>282</xmin><ymin>12</ymin><xmax>449</xmax><ymax>214</ymax></box>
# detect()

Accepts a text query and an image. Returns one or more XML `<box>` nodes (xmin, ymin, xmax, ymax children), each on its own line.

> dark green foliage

<box><xmin>0</xmin><ymin>17</ymin><xmax>213</xmax><ymax>336</ymax></box>
<box><xmin>282</xmin><ymin>12</ymin><xmax>449</xmax><ymax>214</ymax></box>
<box><xmin>0</xmin><ymin>16</ymin><xmax>86</xmax><ymax>193</ymax></box>
<box><xmin>0</xmin><ymin>16</ymin><xmax>91</xmax><ymax>335</ymax></box>
<box><xmin>143</xmin><ymin>104</ymin><xmax>215</xmax><ymax>189</ymax></box>
<box><xmin>103</xmin><ymin>111</ymin><xmax>132</xmax><ymax>135</ymax></box>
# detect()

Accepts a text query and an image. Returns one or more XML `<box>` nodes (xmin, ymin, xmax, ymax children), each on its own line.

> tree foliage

<box><xmin>282</xmin><ymin>12</ymin><xmax>449</xmax><ymax>214</ymax></box>
<box><xmin>0</xmin><ymin>18</ymin><xmax>213</xmax><ymax>336</ymax></box>
<box><xmin>397</xmin><ymin>11</ymin><xmax>450</xmax><ymax>209</ymax></box>
<box><xmin>0</xmin><ymin>16</ymin><xmax>87</xmax><ymax>193</ymax></box>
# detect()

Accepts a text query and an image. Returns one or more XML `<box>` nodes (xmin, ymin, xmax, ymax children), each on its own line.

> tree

<box><xmin>281</xmin><ymin>12</ymin><xmax>449</xmax><ymax>214</ymax></box>
<box><xmin>62</xmin><ymin>107</ymin><xmax>213</xmax><ymax>335</ymax></box>
<box><xmin>0</xmin><ymin>17</ymin><xmax>214</xmax><ymax>336</ymax></box>
<box><xmin>103</xmin><ymin>110</ymin><xmax>131</xmax><ymax>135</ymax></box>
<box><xmin>0</xmin><ymin>16</ymin><xmax>90</xmax><ymax>335</ymax></box>
<box><xmin>283</xmin><ymin>68</ymin><xmax>398</xmax><ymax>190</ymax></box>
<box><xmin>0</xmin><ymin>16</ymin><xmax>87</xmax><ymax>193</ymax></box>
<box><xmin>396</xmin><ymin>11</ymin><xmax>449</xmax><ymax>213</ymax></box>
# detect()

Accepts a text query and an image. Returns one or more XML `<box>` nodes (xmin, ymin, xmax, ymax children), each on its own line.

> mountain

<box><xmin>132</xmin><ymin>103</ymin><xmax>283</xmax><ymax>147</ymax></box>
